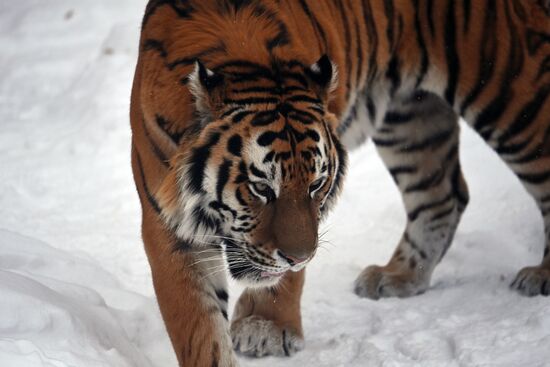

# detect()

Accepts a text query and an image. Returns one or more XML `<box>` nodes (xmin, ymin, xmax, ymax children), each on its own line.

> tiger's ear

<box><xmin>305</xmin><ymin>54</ymin><xmax>338</xmax><ymax>101</ymax></box>
<box><xmin>188</xmin><ymin>60</ymin><xmax>225</xmax><ymax>118</ymax></box>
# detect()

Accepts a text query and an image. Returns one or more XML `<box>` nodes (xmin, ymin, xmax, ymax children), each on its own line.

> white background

<box><xmin>1</xmin><ymin>1</ymin><xmax>548</xmax><ymax>366</ymax></box>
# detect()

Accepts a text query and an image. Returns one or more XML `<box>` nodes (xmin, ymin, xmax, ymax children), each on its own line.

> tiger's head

<box><xmin>158</xmin><ymin>55</ymin><xmax>347</xmax><ymax>287</ymax></box>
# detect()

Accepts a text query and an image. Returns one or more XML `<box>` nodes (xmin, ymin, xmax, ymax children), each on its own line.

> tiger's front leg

<box><xmin>354</xmin><ymin>93</ymin><xmax>469</xmax><ymax>299</ymax></box>
<box><xmin>140</xmin><ymin>206</ymin><xmax>237</xmax><ymax>366</ymax></box>
<box><xmin>231</xmin><ymin>270</ymin><xmax>305</xmax><ymax>357</ymax></box>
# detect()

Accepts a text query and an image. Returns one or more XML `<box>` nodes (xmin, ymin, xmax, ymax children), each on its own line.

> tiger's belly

<box><xmin>336</xmin><ymin>88</ymin><xmax>454</xmax><ymax>153</ymax></box>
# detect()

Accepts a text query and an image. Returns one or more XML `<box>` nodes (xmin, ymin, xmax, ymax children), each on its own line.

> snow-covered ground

<box><xmin>1</xmin><ymin>1</ymin><xmax>548</xmax><ymax>366</ymax></box>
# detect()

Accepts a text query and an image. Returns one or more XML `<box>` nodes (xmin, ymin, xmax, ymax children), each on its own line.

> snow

<box><xmin>1</xmin><ymin>1</ymin><xmax>548</xmax><ymax>366</ymax></box>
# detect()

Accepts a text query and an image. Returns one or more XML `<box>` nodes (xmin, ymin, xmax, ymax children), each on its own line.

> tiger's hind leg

<box><xmin>354</xmin><ymin>92</ymin><xmax>469</xmax><ymax>299</ymax></box>
<box><xmin>231</xmin><ymin>270</ymin><xmax>305</xmax><ymax>357</ymax></box>
<box><xmin>504</xmin><ymin>138</ymin><xmax>550</xmax><ymax>296</ymax></box>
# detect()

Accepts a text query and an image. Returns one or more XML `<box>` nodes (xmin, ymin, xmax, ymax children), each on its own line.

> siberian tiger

<box><xmin>130</xmin><ymin>0</ymin><xmax>550</xmax><ymax>365</ymax></box>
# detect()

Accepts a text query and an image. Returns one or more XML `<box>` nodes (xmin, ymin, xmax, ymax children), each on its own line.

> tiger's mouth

<box><xmin>223</xmin><ymin>239</ymin><xmax>290</xmax><ymax>287</ymax></box>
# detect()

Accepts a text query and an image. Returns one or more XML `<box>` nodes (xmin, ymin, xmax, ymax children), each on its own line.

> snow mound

<box><xmin>0</xmin><ymin>230</ymin><xmax>171</xmax><ymax>367</ymax></box>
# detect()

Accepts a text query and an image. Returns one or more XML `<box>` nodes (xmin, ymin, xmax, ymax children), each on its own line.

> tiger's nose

<box><xmin>277</xmin><ymin>250</ymin><xmax>309</xmax><ymax>266</ymax></box>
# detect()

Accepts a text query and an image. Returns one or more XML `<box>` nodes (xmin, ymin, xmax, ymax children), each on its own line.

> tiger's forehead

<box><xmin>243</xmin><ymin>122</ymin><xmax>328</xmax><ymax>185</ymax></box>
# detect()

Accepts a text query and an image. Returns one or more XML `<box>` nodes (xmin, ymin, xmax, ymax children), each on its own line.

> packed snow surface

<box><xmin>1</xmin><ymin>1</ymin><xmax>548</xmax><ymax>366</ymax></box>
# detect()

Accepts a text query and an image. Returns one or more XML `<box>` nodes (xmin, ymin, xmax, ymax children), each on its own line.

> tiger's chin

<box><xmin>227</xmin><ymin>262</ymin><xmax>287</xmax><ymax>288</ymax></box>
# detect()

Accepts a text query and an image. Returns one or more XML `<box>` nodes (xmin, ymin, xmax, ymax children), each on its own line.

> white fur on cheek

<box><xmin>157</xmin><ymin>162</ymin><xmax>220</xmax><ymax>244</ymax></box>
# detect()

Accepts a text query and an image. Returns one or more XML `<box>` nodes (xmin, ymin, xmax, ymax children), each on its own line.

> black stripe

<box><xmin>362</xmin><ymin>0</ymin><xmax>379</xmax><ymax>83</ymax></box>
<box><xmin>284</xmin><ymin>94</ymin><xmax>322</xmax><ymax>104</ymax></box>
<box><xmin>298</xmin><ymin>0</ymin><xmax>328</xmax><ymax>52</ymax></box>
<box><xmin>473</xmin><ymin>1</ymin><xmax>524</xmax><ymax>139</ymax></box>
<box><xmin>505</xmin><ymin>138</ymin><xmax>543</xmax><ymax>164</ymax></box>
<box><xmin>389</xmin><ymin>165</ymin><xmax>418</xmax><ymax>185</ymax></box>
<box><xmin>321</xmin><ymin>119</ymin><xmax>334</xmax><ymax>150</ymax></box>
<box><xmin>460</xmin><ymin>0</ymin><xmax>497</xmax><ymax>114</ymax></box>
<box><xmin>336</xmin><ymin>0</ymin><xmax>352</xmax><ymax>100</ymax></box>
<box><xmin>192</xmin><ymin>207</ymin><xmax>220</xmax><ymax>232</ymax></box>
<box><xmin>173</xmin><ymin>240</ymin><xmax>192</xmax><ymax>252</ymax></box>
<box><xmin>142</xmin><ymin>0</ymin><xmax>194</xmax><ymax>29</ymax></box>
<box><xmin>386</xmin><ymin>56</ymin><xmax>401</xmax><ymax>96</ymax></box>
<box><xmin>463</xmin><ymin>0</ymin><xmax>471</xmax><ymax>33</ymax></box>
<box><xmin>227</xmin><ymin>134</ymin><xmax>243</xmax><ymax>156</ymax></box>
<box><xmin>443</xmin><ymin>0</ymin><xmax>460</xmax><ymax>107</ymax></box>
<box><xmin>366</xmin><ymin>95</ymin><xmax>376</xmax><ymax>121</ymax></box>
<box><xmin>451</xmin><ymin>163</ymin><xmax>469</xmax><ymax>208</ymax></box>
<box><xmin>266</xmin><ymin>22</ymin><xmax>291</xmax><ymax>51</ymax></box>
<box><xmin>353</xmin><ymin>2</ymin><xmax>364</xmax><ymax>85</ymax></box>
<box><xmin>156</xmin><ymin>114</ymin><xmax>184</xmax><ymax>144</ymax></box>
<box><xmin>431</xmin><ymin>207</ymin><xmax>455</xmax><ymax>222</ymax></box>
<box><xmin>324</xmin><ymin>131</ymin><xmax>347</xmax><ymax>210</ymax></box>
<box><xmin>384</xmin><ymin>111</ymin><xmax>415</xmax><ymax>125</ymax></box>
<box><xmin>408</xmin><ymin>193</ymin><xmax>453</xmax><ymax>221</ymax></box>
<box><xmin>511</xmin><ymin>0</ymin><xmax>527</xmax><ymax>21</ymax></box>
<box><xmin>251</xmin><ymin>111</ymin><xmax>279</xmax><ymax>126</ymax></box>
<box><xmin>286</xmin><ymin>109</ymin><xmax>318</xmax><ymax>125</ymax></box>
<box><xmin>189</xmin><ymin>133</ymin><xmax>221</xmax><ymax>193</ymax></box>
<box><xmin>220</xmin><ymin>106</ymin><xmax>242</xmax><ymax>119</ymax></box>
<box><xmin>498</xmin><ymin>85</ymin><xmax>550</xmax><ymax>146</ymax></box>
<box><xmin>231</xmin><ymin>86</ymin><xmax>279</xmax><ymax>94</ymax></box>
<box><xmin>507</xmin><ymin>122</ymin><xmax>550</xmax><ymax>164</ymax></box>
<box><xmin>211</xmin><ymin>341</ymin><xmax>220</xmax><ymax>367</ymax></box>
<box><xmin>526</xmin><ymin>29</ymin><xmax>550</xmax><ymax>56</ymax></box>
<box><xmin>142</xmin><ymin>118</ymin><xmax>169</xmax><ymax>167</ymax></box>
<box><xmin>215</xmin><ymin>289</ymin><xmax>229</xmax><ymax>303</ymax></box>
<box><xmin>257</xmin><ymin>130</ymin><xmax>284</xmax><ymax>146</ymax></box>
<box><xmin>229</xmin><ymin>0</ymin><xmax>253</xmax><ymax>11</ymax></box>
<box><xmin>405</xmin><ymin>168</ymin><xmax>445</xmax><ymax>193</ymax></box>
<box><xmin>428</xmin><ymin>223</ymin><xmax>452</xmax><ymax>232</ymax></box>
<box><xmin>235</xmin><ymin>187</ymin><xmax>248</xmax><ymax>207</ymax></box>
<box><xmin>142</xmin><ymin>39</ymin><xmax>167</xmax><ymax>58</ymax></box>
<box><xmin>400</xmin><ymin>128</ymin><xmax>454</xmax><ymax>153</ymax></box>
<box><xmin>404</xmin><ymin>232</ymin><xmax>428</xmax><ymax>259</ymax></box>
<box><xmin>413</xmin><ymin>0</ymin><xmax>429</xmax><ymax>87</ymax></box>
<box><xmin>216</xmin><ymin>159</ymin><xmax>232</xmax><ymax>201</ymax></box>
<box><xmin>280</xmin><ymin>71</ymin><xmax>309</xmax><ymax>88</ymax></box>
<box><xmin>249</xmin><ymin>164</ymin><xmax>268</xmax><ymax>179</ymax></box>
<box><xmin>231</xmin><ymin>110</ymin><xmax>255</xmax><ymax>124</ymax></box>
<box><xmin>373</xmin><ymin>136</ymin><xmax>407</xmax><ymax>148</ymax></box>
<box><xmin>383</xmin><ymin>0</ymin><xmax>395</xmax><ymax>49</ymax></box>
<box><xmin>215</xmin><ymin>60</ymin><xmax>272</xmax><ymax>74</ymax></box>
<box><xmin>282</xmin><ymin>330</ymin><xmax>290</xmax><ymax>356</ymax></box>
<box><xmin>497</xmin><ymin>137</ymin><xmax>534</xmax><ymax>156</ymax></box>
<box><xmin>223</xmin><ymin>97</ymin><xmax>279</xmax><ymax>105</ymax></box>
<box><xmin>518</xmin><ymin>170</ymin><xmax>550</xmax><ymax>185</ymax></box>
<box><xmin>426</xmin><ymin>0</ymin><xmax>436</xmax><ymax>38</ymax></box>
<box><xmin>167</xmin><ymin>43</ymin><xmax>226</xmax><ymax>70</ymax></box>
<box><xmin>209</xmin><ymin>201</ymin><xmax>237</xmax><ymax>219</ymax></box>
<box><xmin>389</xmin><ymin>165</ymin><xmax>418</xmax><ymax>177</ymax></box>
<box><xmin>537</xmin><ymin>55</ymin><xmax>550</xmax><ymax>81</ymax></box>
<box><xmin>134</xmin><ymin>147</ymin><xmax>161</xmax><ymax>214</ymax></box>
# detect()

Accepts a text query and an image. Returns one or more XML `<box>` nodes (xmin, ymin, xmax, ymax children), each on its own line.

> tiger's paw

<box><xmin>231</xmin><ymin>316</ymin><xmax>304</xmax><ymax>357</ymax></box>
<box><xmin>354</xmin><ymin>265</ymin><xmax>429</xmax><ymax>300</ymax></box>
<box><xmin>511</xmin><ymin>266</ymin><xmax>550</xmax><ymax>296</ymax></box>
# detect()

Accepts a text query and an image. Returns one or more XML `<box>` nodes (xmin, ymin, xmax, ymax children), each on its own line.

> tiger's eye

<box><xmin>253</xmin><ymin>182</ymin><xmax>269</xmax><ymax>192</ymax></box>
<box><xmin>309</xmin><ymin>177</ymin><xmax>326</xmax><ymax>197</ymax></box>
<box><xmin>250</xmin><ymin>182</ymin><xmax>276</xmax><ymax>203</ymax></box>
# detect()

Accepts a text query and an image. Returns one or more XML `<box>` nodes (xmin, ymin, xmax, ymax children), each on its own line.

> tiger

<box><xmin>130</xmin><ymin>0</ymin><xmax>550</xmax><ymax>365</ymax></box>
